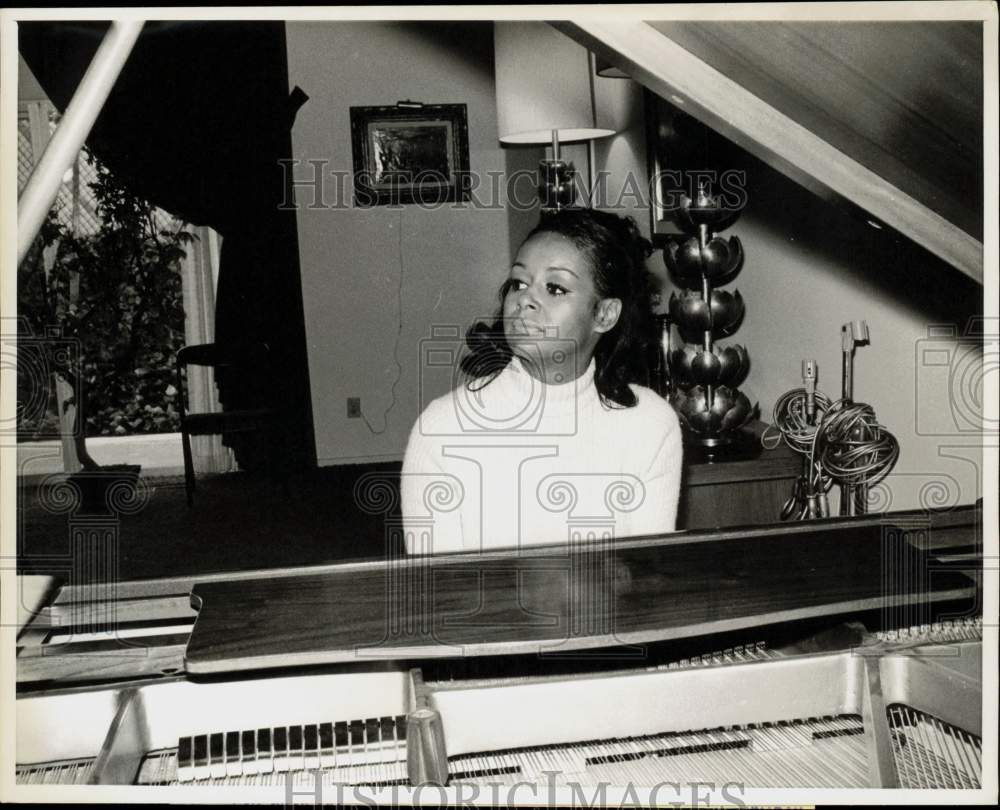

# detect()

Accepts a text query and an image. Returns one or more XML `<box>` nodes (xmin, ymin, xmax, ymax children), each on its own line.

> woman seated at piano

<box><xmin>401</xmin><ymin>208</ymin><xmax>682</xmax><ymax>554</ymax></box>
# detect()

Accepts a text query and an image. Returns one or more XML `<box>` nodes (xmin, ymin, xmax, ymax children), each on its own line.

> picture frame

<box><xmin>349</xmin><ymin>103</ymin><xmax>471</xmax><ymax>206</ymax></box>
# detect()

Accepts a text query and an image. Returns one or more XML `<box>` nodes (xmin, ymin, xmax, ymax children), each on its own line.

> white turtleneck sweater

<box><xmin>401</xmin><ymin>356</ymin><xmax>683</xmax><ymax>554</ymax></box>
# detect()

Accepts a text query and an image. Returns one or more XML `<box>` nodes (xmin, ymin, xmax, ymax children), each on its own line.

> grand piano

<box><xmin>10</xmin><ymin>13</ymin><xmax>991</xmax><ymax>801</ymax></box>
<box><xmin>15</xmin><ymin>502</ymin><xmax>985</xmax><ymax>791</ymax></box>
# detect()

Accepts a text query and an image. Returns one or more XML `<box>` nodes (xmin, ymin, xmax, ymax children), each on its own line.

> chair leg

<box><xmin>269</xmin><ymin>424</ymin><xmax>291</xmax><ymax>498</ymax></box>
<box><xmin>181</xmin><ymin>429</ymin><xmax>196</xmax><ymax>506</ymax></box>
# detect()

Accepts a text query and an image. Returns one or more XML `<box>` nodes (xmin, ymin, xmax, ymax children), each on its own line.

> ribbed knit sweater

<box><xmin>401</xmin><ymin>356</ymin><xmax>682</xmax><ymax>554</ymax></box>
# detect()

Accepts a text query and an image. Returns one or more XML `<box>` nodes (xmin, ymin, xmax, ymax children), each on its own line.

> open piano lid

<box><xmin>558</xmin><ymin>20</ymin><xmax>984</xmax><ymax>283</ymax></box>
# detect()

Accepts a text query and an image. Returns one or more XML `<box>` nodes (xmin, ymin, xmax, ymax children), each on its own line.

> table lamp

<box><xmin>494</xmin><ymin>22</ymin><xmax>615</xmax><ymax>209</ymax></box>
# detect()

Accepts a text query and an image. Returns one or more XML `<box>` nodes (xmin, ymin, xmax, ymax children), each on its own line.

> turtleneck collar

<box><xmin>506</xmin><ymin>354</ymin><xmax>597</xmax><ymax>407</ymax></box>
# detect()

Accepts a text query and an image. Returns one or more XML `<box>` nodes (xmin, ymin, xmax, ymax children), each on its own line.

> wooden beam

<box><xmin>557</xmin><ymin>20</ymin><xmax>983</xmax><ymax>283</ymax></box>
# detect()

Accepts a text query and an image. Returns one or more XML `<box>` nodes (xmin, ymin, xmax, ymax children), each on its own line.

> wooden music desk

<box><xmin>185</xmin><ymin>515</ymin><xmax>976</xmax><ymax>674</ymax></box>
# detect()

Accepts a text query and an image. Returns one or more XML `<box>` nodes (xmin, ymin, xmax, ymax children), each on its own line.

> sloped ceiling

<box><xmin>560</xmin><ymin>20</ymin><xmax>984</xmax><ymax>283</ymax></box>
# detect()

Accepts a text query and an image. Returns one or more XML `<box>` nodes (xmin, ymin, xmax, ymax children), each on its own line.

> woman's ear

<box><xmin>594</xmin><ymin>298</ymin><xmax>622</xmax><ymax>333</ymax></box>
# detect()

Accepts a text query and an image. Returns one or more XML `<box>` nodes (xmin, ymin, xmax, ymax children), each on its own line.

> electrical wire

<box><xmin>762</xmin><ymin>387</ymin><xmax>833</xmax><ymax>454</ymax></box>
<box><xmin>360</xmin><ymin>208</ymin><xmax>404</xmax><ymax>435</ymax></box>
<box><xmin>814</xmin><ymin>399</ymin><xmax>899</xmax><ymax>488</ymax></box>
<box><xmin>765</xmin><ymin>387</ymin><xmax>898</xmax><ymax>521</ymax></box>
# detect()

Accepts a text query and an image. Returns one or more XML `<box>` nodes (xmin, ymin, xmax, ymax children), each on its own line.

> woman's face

<box><xmin>503</xmin><ymin>232</ymin><xmax>620</xmax><ymax>384</ymax></box>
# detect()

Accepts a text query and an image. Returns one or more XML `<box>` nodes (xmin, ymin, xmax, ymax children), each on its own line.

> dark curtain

<box><xmin>19</xmin><ymin>21</ymin><xmax>316</xmax><ymax>471</ymax></box>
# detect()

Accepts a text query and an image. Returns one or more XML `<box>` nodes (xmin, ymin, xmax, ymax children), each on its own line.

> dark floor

<box><xmin>17</xmin><ymin>463</ymin><xmax>403</xmax><ymax>583</ymax></box>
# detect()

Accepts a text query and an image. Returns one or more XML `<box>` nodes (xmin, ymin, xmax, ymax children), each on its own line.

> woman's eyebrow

<box><xmin>547</xmin><ymin>266</ymin><xmax>579</xmax><ymax>278</ymax></box>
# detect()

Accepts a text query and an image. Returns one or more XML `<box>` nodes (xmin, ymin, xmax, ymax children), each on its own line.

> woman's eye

<box><xmin>546</xmin><ymin>283</ymin><xmax>568</xmax><ymax>296</ymax></box>
<box><xmin>507</xmin><ymin>279</ymin><xmax>527</xmax><ymax>292</ymax></box>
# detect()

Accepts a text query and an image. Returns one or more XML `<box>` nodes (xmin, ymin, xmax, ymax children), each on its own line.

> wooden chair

<box><xmin>176</xmin><ymin>342</ymin><xmax>282</xmax><ymax>505</ymax></box>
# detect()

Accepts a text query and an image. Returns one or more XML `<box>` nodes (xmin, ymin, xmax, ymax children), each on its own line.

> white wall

<box><xmin>720</xmin><ymin>155</ymin><xmax>985</xmax><ymax>513</ymax></box>
<box><xmin>287</xmin><ymin>22</ymin><xmax>533</xmax><ymax>464</ymax></box>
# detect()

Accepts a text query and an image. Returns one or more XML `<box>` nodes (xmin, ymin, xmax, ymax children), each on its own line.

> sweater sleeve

<box><xmin>400</xmin><ymin>414</ymin><xmax>467</xmax><ymax>555</ymax></box>
<box><xmin>630</xmin><ymin>400</ymin><xmax>684</xmax><ymax>536</ymax></box>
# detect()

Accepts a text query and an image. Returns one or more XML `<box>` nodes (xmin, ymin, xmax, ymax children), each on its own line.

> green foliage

<box><xmin>18</xmin><ymin>150</ymin><xmax>191</xmax><ymax>438</ymax></box>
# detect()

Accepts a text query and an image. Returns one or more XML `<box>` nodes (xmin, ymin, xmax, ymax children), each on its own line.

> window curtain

<box><xmin>179</xmin><ymin>224</ymin><xmax>234</xmax><ymax>476</ymax></box>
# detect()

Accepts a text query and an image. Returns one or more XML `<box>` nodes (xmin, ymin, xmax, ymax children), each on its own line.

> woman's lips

<box><xmin>508</xmin><ymin>320</ymin><xmax>548</xmax><ymax>336</ymax></box>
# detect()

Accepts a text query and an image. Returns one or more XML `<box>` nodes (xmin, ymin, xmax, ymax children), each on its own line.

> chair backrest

<box><xmin>176</xmin><ymin>342</ymin><xmax>273</xmax><ymax>416</ymax></box>
<box><xmin>177</xmin><ymin>342</ymin><xmax>270</xmax><ymax>369</ymax></box>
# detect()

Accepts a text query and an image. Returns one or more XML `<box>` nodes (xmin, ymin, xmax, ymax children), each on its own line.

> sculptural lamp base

<box><xmin>539</xmin><ymin>158</ymin><xmax>576</xmax><ymax>210</ymax></box>
<box><xmin>685</xmin><ymin>427</ymin><xmax>764</xmax><ymax>464</ymax></box>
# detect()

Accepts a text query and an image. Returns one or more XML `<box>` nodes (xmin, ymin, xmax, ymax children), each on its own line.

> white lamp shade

<box><xmin>594</xmin><ymin>71</ymin><xmax>641</xmax><ymax>134</ymax></box>
<box><xmin>494</xmin><ymin>22</ymin><xmax>615</xmax><ymax>145</ymax></box>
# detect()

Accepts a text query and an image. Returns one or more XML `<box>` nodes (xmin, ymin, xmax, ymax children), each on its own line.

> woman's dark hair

<box><xmin>461</xmin><ymin>208</ymin><xmax>657</xmax><ymax>407</ymax></box>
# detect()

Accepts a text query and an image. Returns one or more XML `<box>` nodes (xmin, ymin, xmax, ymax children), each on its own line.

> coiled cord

<box><xmin>763</xmin><ymin>388</ymin><xmax>898</xmax><ymax>520</ymax></box>
<box><xmin>815</xmin><ymin>399</ymin><xmax>899</xmax><ymax>487</ymax></box>
<box><xmin>762</xmin><ymin>387</ymin><xmax>833</xmax><ymax>454</ymax></box>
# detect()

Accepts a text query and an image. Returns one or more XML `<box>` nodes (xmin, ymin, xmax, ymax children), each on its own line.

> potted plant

<box><xmin>17</xmin><ymin>149</ymin><xmax>192</xmax><ymax>514</ymax></box>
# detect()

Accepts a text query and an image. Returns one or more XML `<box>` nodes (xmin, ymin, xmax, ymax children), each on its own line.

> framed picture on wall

<box><xmin>350</xmin><ymin>103</ymin><xmax>471</xmax><ymax>206</ymax></box>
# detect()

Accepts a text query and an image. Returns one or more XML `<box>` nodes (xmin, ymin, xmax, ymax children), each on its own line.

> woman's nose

<box><xmin>516</xmin><ymin>288</ymin><xmax>538</xmax><ymax>311</ymax></box>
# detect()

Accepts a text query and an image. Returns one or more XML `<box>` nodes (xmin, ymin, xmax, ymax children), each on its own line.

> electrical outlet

<box><xmin>347</xmin><ymin>397</ymin><xmax>362</xmax><ymax>419</ymax></box>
